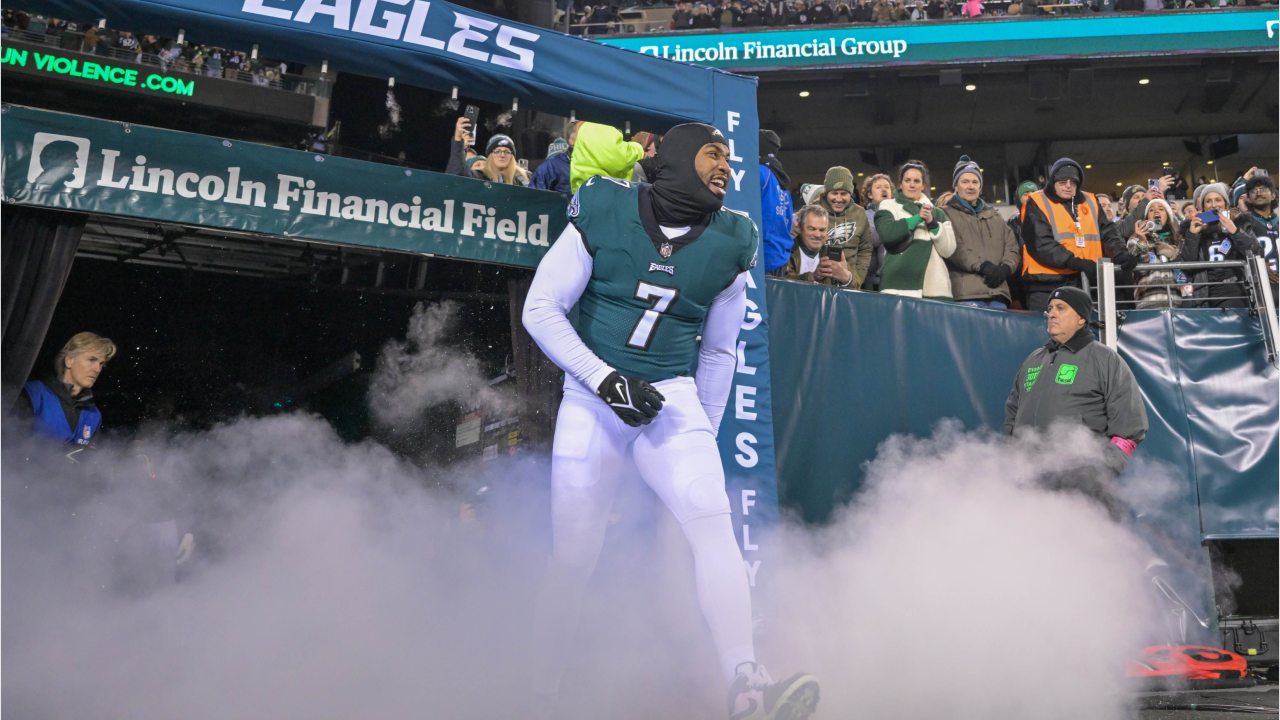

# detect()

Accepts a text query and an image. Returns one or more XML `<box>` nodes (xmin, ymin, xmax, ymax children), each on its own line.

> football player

<box><xmin>522</xmin><ymin>123</ymin><xmax>819</xmax><ymax>719</ymax></box>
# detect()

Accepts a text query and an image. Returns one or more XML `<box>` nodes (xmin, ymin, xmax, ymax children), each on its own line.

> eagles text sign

<box><xmin>596</xmin><ymin>9</ymin><xmax>1278</xmax><ymax>70</ymax></box>
<box><xmin>1</xmin><ymin>106</ymin><xmax>564</xmax><ymax>267</ymax></box>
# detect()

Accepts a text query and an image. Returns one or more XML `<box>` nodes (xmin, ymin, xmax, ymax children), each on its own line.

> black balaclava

<box><xmin>649</xmin><ymin>123</ymin><xmax>728</xmax><ymax>225</ymax></box>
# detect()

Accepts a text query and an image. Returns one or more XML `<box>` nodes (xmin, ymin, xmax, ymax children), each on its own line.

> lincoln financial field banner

<box><xmin>1</xmin><ymin>105</ymin><xmax>565</xmax><ymax>267</ymax></box>
<box><xmin>596</xmin><ymin>9</ymin><xmax>1279</xmax><ymax>71</ymax></box>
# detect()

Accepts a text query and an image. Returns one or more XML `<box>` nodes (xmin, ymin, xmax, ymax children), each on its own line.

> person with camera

<box><xmin>789</xmin><ymin>167</ymin><xmax>872</xmax><ymax>288</ymax></box>
<box><xmin>783</xmin><ymin>205</ymin><xmax>853</xmax><ymax>286</ymax></box>
<box><xmin>1126</xmin><ymin>198</ymin><xmax>1185</xmax><ymax>309</ymax></box>
<box><xmin>447</xmin><ymin>115</ymin><xmax>530</xmax><ymax>186</ymax></box>
<box><xmin>1175</xmin><ymin>182</ymin><xmax>1260</xmax><ymax>309</ymax></box>
<box><xmin>944</xmin><ymin>157</ymin><xmax>1020</xmax><ymax>309</ymax></box>
<box><xmin>1019</xmin><ymin>159</ymin><xmax>1136</xmax><ymax>313</ymax></box>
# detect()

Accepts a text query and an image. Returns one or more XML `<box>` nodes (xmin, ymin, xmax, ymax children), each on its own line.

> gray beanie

<box><xmin>952</xmin><ymin>155</ymin><xmax>982</xmax><ymax>189</ymax></box>
<box><xmin>1196</xmin><ymin>182</ymin><xmax>1230</xmax><ymax>211</ymax></box>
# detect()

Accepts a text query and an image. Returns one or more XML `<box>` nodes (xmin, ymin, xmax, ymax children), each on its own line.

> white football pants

<box><xmin>529</xmin><ymin>376</ymin><xmax>755</xmax><ymax>694</ymax></box>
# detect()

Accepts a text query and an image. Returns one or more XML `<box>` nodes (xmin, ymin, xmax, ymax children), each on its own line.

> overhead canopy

<box><xmin>22</xmin><ymin>0</ymin><xmax>754</xmax><ymax>130</ymax></box>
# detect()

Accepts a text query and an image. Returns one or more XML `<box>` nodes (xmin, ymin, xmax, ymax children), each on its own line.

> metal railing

<box><xmin>1096</xmin><ymin>256</ymin><xmax>1279</xmax><ymax>364</ymax></box>
<box><xmin>0</xmin><ymin>27</ymin><xmax>329</xmax><ymax>97</ymax></box>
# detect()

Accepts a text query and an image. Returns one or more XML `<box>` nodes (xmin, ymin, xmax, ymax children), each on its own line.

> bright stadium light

<box><xmin>1139</xmin><ymin>79</ymin><xmax>1150</xmax><ymax>85</ymax></box>
<box><xmin>799</xmin><ymin>91</ymin><xmax>810</xmax><ymax>97</ymax></box>
<box><xmin>965</xmin><ymin>84</ymin><xmax>976</xmax><ymax>91</ymax></box>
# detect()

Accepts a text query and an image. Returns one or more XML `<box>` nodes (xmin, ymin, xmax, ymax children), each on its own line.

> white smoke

<box><xmin>759</xmin><ymin>420</ymin><xmax>1166</xmax><ymax>720</ymax></box>
<box><xmin>367</xmin><ymin>301</ymin><xmax>501</xmax><ymax>426</ymax></box>
<box><xmin>3</xmin><ymin>366</ymin><xmax>1178</xmax><ymax>719</ymax></box>
<box><xmin>377</xmin><ymin>88</ymin><xmax>403</xmax><ymax>139</ymax></box>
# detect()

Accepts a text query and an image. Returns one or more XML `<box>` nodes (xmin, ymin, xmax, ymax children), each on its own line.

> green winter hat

<box><xmin>546</xmin><ymin>137</ymin><xmax>570</xmax><ymax>158</ymax></box>
<box><xmin>824</xmin><ymin>166</ymin><xmax>856</xmax><ymax>194</ymax></box>
<box><xmin>1016</xmin><ymin>181</ymin><xmax>1039</xmax><ymax>203</ymax></box>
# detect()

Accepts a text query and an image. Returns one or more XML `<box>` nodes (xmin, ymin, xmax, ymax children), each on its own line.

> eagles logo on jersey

<box><xmin>568</xmin><ymin>174</ymin><xmax>758</xmax><ymax>382</ymax></box>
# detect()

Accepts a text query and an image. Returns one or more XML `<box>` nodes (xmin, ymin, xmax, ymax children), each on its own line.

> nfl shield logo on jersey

<box><xmin>660</xmin><ymin>242</ymin><xmax>673</xmax><ymax>258</ymax></box>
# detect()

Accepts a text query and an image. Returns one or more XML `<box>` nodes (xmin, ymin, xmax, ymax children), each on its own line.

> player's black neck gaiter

<box><xmin>648</xmin><ymin>123</ymin><xmax>727</xmax><ymax>226</ymax></box>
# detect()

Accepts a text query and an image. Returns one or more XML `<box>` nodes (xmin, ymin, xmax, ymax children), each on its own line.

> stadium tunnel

<box><xmin>8</xmin><ymin>207</ymin><xmax>545</xmax><ymax>462</ymax></box>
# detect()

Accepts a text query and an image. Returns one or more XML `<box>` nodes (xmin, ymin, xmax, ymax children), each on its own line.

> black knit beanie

<box><xmin>1050</xmin><ymin>286</ymin><xmax>1092</xmax><ymax>321</ymax></box>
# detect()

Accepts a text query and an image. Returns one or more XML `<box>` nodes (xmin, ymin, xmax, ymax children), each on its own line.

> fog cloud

<box><xmin>4</xmin><ymin>379</ymin><xmax>1176</xmax><ymax>719</ymax></box>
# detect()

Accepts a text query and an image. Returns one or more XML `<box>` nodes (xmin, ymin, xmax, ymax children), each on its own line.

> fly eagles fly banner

<box><xmin>596</xmin><ymin>9</ymin><xmax>1279</xmax><ymax>71</ymax></box>
<box><xmin>1</xmin><ymin>106</ymin><xmax>563</xmax><ymax>267</ymax></box>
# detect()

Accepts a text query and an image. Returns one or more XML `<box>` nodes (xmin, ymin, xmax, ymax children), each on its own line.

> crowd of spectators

<box><xmin>435</xmin><ymin>112</ymin><xmax>1277</xmax><ymax>316</ymax></box>
<box><xmin>759</xmin><ymin>134</ymin><xmax>1278</xmax><ymax>313</ymax></box>
<box><xmin>565</xmin><ymin>0</ymin><xmax>1267</xmax><ymax>35</ymax></box>
<box><xmin>1</xmin><ymin>8</ymin><xmax>296</xmax><ymax>88</ymax></box>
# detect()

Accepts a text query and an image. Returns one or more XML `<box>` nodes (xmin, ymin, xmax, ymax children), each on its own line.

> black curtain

<box><xmin>2</xmin><ymin>207</ymin><xmax>86</xmax><ymax>408</ymax></box>
<box><xmin>508</xmin><ymin>275</ymin><xmax>562</xmax><ymax>448</ymax></box>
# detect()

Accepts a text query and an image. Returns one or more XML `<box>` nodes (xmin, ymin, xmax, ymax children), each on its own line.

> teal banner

<box><xmin>1</xmin><ymin>105</ymin><xmax>563</xmax><ymax>267</ymax></box>
<box><xmin>596</xmin><ymin>9</ymin><xmax>1279</xmax><ymax>70</ymax></box>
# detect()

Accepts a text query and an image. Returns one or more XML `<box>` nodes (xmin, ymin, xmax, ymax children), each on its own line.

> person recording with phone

<box><xmin>446</xmin><ymin>110</ymin><xmax>531</xmax><ymax>187</ymax></box>
<box><xmin>783</xmin><ymin>205</ymin><xmax>854</xmax><ymax>286</ymax></box>
<box><xmin>1126</xmin><ymin>198</ymin><xmax>1186</xmax><ymax>309</ymax></box>
<box><xmin>1175</xmin><ymin>182</ymin><xmax>1259</xmax><ymax>309</ymax></box>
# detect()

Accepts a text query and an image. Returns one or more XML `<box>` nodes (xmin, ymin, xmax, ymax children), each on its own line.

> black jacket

<box><xmin>1020</xmin><ymin>180</ymin><xmax>1129</xmax><ymax>292</ymax></box>
<box><xmin>1175</xmin><ymin>213</ymin><xmax>1260</xmax><ymax>303</ymax></box>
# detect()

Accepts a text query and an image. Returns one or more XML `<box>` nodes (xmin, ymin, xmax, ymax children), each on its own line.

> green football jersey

<box><xmin>567</xmin><ymin>176</ymin><xmax>758</xmax><ymax>382</ymax></box>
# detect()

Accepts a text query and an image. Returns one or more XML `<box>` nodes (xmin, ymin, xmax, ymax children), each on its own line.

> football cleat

<box><xmin>728</xmin><ymin>663</ymin><xmax>820</xmax><ymax>720</ymax></box>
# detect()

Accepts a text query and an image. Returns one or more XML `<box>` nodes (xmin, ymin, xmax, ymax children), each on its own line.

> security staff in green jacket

<box><xmin>1005</xmin><ymin>286</ymin><xmax>1148</xmax><ymax>481</ymax></box>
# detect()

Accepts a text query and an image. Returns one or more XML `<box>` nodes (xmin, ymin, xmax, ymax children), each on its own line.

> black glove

<box><xmin>597</xmin><ymin>371</ymin><xmax>665</xmax><ymax>427</ymax></box>
<box><xmin>978</xmin><ymin>261</ymin><xmax>1012</xmax><ymax>288</ymax></box>
<box><xmin>1067</xmin><ymin>257</ymin><xmax>1098</xmax><ymax>285</ymax></box>
<box><xmin>1112</xmin><ymin>250</ymin><xmax>1141</xmax><ymax>273</ymax></box>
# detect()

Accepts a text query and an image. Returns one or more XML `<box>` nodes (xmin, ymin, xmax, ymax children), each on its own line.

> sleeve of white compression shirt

<box><xmin>522</xmin><ymin>223</ymin><xmax>616</xmax><ymax>393</ymax></box>
<box><xmin>696</xmin><ymin>271</ymin><xmax>748</xmax><ymax>437</ymax></box>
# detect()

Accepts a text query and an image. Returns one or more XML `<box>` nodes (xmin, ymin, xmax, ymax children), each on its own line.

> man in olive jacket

<box><xmin>944</xmin><ymin>157</ymin><xmax>1021</xmax><ymax>308</ymax></box>
<box><xmin>790</xmin><ymin>166</ymin><xmax>873</xmax><ymax>289</ymax></box>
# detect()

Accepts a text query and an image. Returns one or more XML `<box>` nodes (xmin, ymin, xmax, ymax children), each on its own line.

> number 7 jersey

<box><xmin>568</xmin><ymin>176</ymin><xmax>758</xmax><ymax>383</ymax></box>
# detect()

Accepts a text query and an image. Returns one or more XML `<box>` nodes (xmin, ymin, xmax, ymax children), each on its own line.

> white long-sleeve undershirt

<box><xmin>522</xmin><ymin>223</ymin><xmax>748</xmax><ymax>436</ymax></box>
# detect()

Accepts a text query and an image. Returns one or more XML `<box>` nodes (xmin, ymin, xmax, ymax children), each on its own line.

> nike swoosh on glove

<box><xmin>597</xmin><ymin>371</ymin><xmax>665</xmax><ymax>427</ymax></box>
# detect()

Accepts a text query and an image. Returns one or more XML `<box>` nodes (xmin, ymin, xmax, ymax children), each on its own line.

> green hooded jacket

<box><xmin>569</xmin><ymin>122</ymin><xmax>644</xmax><ymax>193</ymax></box>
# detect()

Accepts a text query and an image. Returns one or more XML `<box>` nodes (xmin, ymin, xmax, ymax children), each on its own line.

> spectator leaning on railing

<box><xmin>1019</xmin><ymin>158</ymin><xmax>1136</xmax><ymax>313</ymax></box>
<box><xmin>784</xmin><ymin>205</ymin><xmax>854</xmax><ymax>286</ymax></box>
<box><xmin>944</xmin><ymin>156</ymin><xmax>1020</xmax><ymax>309</ymax></box>
<box><xmin>874</xmin><ymin>159</ymin><xmax>957</xmax><ymax>300</ymax></box>
<box><xmin>793</xmin><ymin>167</ymin><xmax>873</xmax><ymax>288</ymax></box>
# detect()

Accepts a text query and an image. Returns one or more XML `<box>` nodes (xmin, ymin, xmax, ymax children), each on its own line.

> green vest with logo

<box><xmin>567</xmin><ymin>176</ymin><xmax>758</xmax><ymax>382</ymax></box>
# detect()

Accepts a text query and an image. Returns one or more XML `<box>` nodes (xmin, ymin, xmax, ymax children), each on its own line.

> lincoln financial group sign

<box><xmin>597</xmin><ymin>9</ymin><xmax>1279</xmax><ymax>70</ymax></box>
<box><xmin>2</xmin><ymin>106</ymin><xmax>565</xmax><ymax>268</ymax></box>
